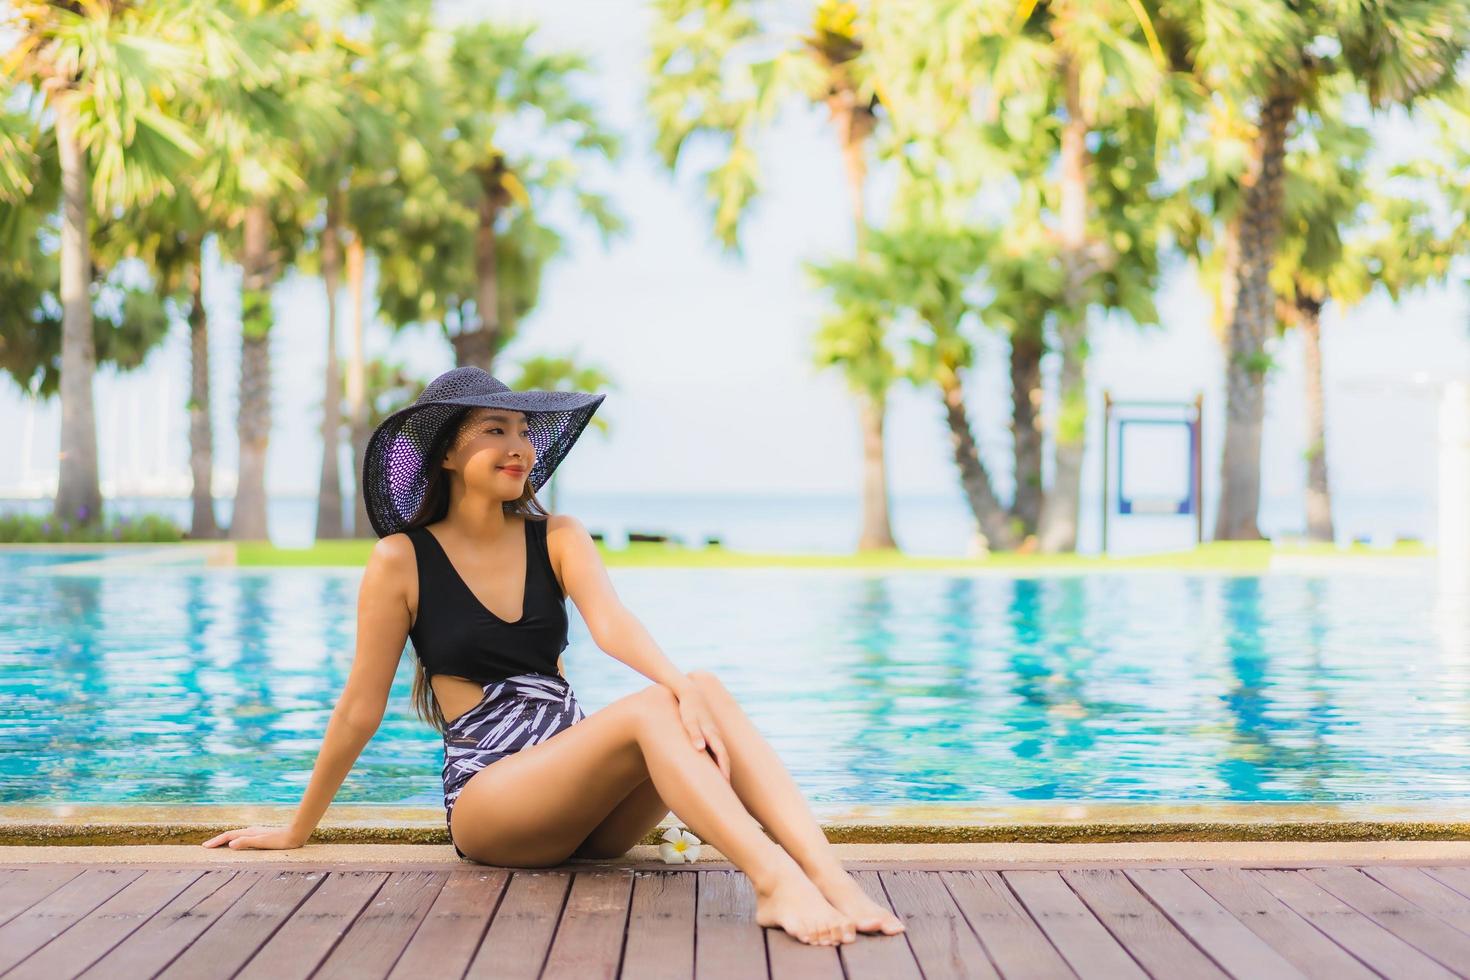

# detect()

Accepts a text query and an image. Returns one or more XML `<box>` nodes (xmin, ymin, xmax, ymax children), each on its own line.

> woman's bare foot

<box><xmin>754</xmin><ymin>871</ymin><xmax>859</xmax><ymax>946</ymax></box>
<box><xmin>809</xmin><ymin>866</ymin><xmax>907</xmax><ymax>935</ymax></box>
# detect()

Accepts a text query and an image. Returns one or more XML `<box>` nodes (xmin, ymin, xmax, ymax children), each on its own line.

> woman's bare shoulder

<box><xmin>368</xmin><ymin>532</ymin><xmax>418</xmax><ymax>592</ymax></box>
<box><xmin>373</xmin><ymin>531</ymin><xmax>416</xmax><ymax>564</ymax></box>
<box><xmin>544</xmin><ymin>513</ymin><xmax>590</xmax><ymax>537</ymax></box>
<box><xmin>543</xmin><ymin>514</ymin><xmax>597</xmax><ymax>578</ymax></box>
<box><xmin>369</xmin><ymin>533</ymin><xmax>419</xmax><ymax>625</ymax></box>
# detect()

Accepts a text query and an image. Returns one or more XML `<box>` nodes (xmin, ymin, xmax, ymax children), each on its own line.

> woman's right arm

<box><xmin>203</xmin><ymin>534</ymin><xmax>415</xmax><ymax>850</ymax></box>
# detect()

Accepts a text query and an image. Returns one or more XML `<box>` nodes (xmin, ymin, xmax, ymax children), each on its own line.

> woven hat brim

<box><xmin>362</xmin><ymin>390</ymin><xmax>606</xmax><ymax>538</ymax></box>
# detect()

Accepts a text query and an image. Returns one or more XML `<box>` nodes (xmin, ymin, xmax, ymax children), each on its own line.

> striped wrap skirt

<box><xmin>441</xmin><ymin>672</ymin><xmax>586</xmax><ymax>841</ymax></box>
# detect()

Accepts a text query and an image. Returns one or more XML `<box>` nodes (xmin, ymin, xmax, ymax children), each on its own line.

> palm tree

<box><xmin>0</xmin><ymin>158</ymin><xmax>174</xmax><ymax>443</ymax></box>
<box><xmin>210</xmin><ymin>2</ymin><xmax>348</xmax><ymax>542</ymax></box>
<box><xmin>1029</xmin><ymin>1</ymin><xmax>1167</xmax><ymax>553</ymax></box>
<box><xmin>860</xmin><ymin>0</ymin><xmax>1170</xmax><ymax>551</ymax></box>
<box><xmin>2</xmin><ymin>0</ymin><xmax>224</xmax><ymax>527</ymax></box>
<box><xmin>92</xmin><ymin>187</ymin><xmax>222</xmax><ymax>536</ymax></box>
<box><xmin>296</xmin><ymin>4</ymin><xmax>402</xmax><ymax>540</ymax></box>
<box><xmin>324</xmin><ymin>0</ymin><xmax>447</xmax><ymax>538</ymax></box>
<box><xmin>1271</xmin><ymin>82</ymin><xmax>1459</xmax><ymax>540</ymax></box>
<box><xmin>811</xmin><ymin>218</ymin><xmax>1021</xmax><ymax>552</ymax></box>
<box><xmin>425</xmin><ymin>22</ymin><xmax>622</xmax><ymax>372</ymax></box>
<box><xmin>359</xmin><ymin>20</ymin><xmax>620</xmax><ymax>423</ymax></box>
<box><xmin>878</xmin><ymin>0</ymin><xmax>1167</xmax><ymax>552</ymax></box>
<box><xmin>1156</xmin><ymin>0</ymin><xmax>1470</xmax><ymax>540</ymax></box>
<box><xmin>647</xmin><ymin>0</ymin><xmax>900</xmax><ymax>551</ymax></box>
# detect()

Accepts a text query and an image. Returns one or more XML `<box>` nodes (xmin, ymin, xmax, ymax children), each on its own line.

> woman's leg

<box><xmin>448</xmin><ymin>683</ymin><xmax>859</xmax><ymax>945</ymax></box>
<box><xmin>683</xmin><ymin>669</ymin><xmax>905</xmax><ymax>935</ymax></box>
<box><xmin>569</xmin><ymin>776</ymin><xmax>669</xmax><ymax>860</ymax></box>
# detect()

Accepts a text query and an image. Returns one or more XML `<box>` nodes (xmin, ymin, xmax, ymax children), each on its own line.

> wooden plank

<box><xmin>79</xmin><ymin>871</ymin><xmax>257</xmax><ymax>980</ymax></box>
<box><xmin>837</xmin><ymin>870</ymin><xmax>922</xmax><ymax>980</ymax></box>
<box><xmin>464</xmin><ymin>869</ymin><xmax>572</xmax><ymax>979</ymax></box>
<box><xmin>159</xmin><ymin>870</ymin><xmax>324</xmax><ymax>979</ymax></box>
<box><xmin>621</xmin><ymin>869</ymin><xmax>696</xmax><ymax>980</ymax></box>
<box><xmin>1184</xmin><ymin>868</ymin><xmax>1376</xmax><ymax>980</ymax></box>
<box><xmin>1305</xmin><ymin>866</ymin><xmax>1470</xmax><ymax>975</ymax></box>
<box><xmin>236</xmin><ymin>870</ymin><xmax>387</xmax><ymax>980</ymax></box>
<box><xmin>942</xmin><ymin>869</ymin><xmax>1076</xmax><ymax>979</ymax></box>
<box><xmin>0</xmin><ymin>866</ymin><xmax>84</xmax><ymax>929</ymax></box>
<box><xmin>1365</xmin><ymin>866</ymin><xmax>1470</xmax><ymax>936</ymax></box>
<box><xmin>766</xmin><ymin>921</ymin><xmax>842</xmax><ymax>980</ymax></box>
<box><xmin>1425</xmin><ymin>866</ymin><xmax>1470</xmax><ymax>901</ymax></box>
<box><xmin>694</xmin><ymin>870</ymin><xmax>767</xmax><ymax>980</ymax></box>
<box><xmin>1252</xmin><ymin>869</ymin><xmax>1458</xmax><ymax>979</ymax></box>
<box><xmin>315</xmin><ymin>870</ymin><xmax>447</xmax><ymax>980</ymax></box>
<box><xmin>1061</xmin><ymin>869</ymin><xmax>1227</xmax><ymax>980</ymax></box>
<box><xmin>879</xmin><ymin>869</ymin><xmax>998</xmax><ymax>979</ymax></box>
<box><xmin>389</xmin><ymin>869</ymin><xmax>507</xmax><ymax>979</ymax></box>
<box><xmin>6</xmin><ymin>869</ymin><xmax>202</xmax><ymax>979</ymax></box>
<box><xmin>1126</xmin><ymin>869</ymin><xmax>1303</xmax><ymax>978</ymax></box>
<box><xmin>541</xmin><ymin>869</ymin><xmax>634</xmax><ymax>980</ymax></box>
<box><xmin>1004</xmin><ymin>870</ymin><xmax>1146</xmax><ymax>980</ymax></box>
<box><xmin>0</xmin><ymin>867</ymin><xmax>142</xmax><ymax>974</ymax></box>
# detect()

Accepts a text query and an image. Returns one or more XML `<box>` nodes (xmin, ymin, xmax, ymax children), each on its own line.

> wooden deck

<box><xmin>4</xmin><ymin>860</ymin><xmax>1470</xmax><ymax>978</ymax></box>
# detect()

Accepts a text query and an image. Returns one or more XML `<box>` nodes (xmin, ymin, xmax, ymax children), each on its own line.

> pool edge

<box><xmin>6</xmin><ymin>803</ymin><xmax>1470</xmax><ymax>846</ymax></box>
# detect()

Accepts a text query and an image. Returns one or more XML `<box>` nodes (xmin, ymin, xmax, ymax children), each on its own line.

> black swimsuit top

<box><xmin>405</xmin><ymin>517</ymin><xmax>569</xmax><ymax>685</ymax></box>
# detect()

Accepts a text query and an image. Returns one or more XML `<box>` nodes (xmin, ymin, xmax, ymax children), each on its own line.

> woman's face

<box><xmin>442</xmin><ymin>407</ymin><xmax>536</xmax><ymax>500</ymax></box>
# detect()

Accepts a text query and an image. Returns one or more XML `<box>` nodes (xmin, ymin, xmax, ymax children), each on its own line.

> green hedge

<box><xmin>0</xmin><ymin>510</ymin><xmax>184</xmax><ymax>543</ymax></box>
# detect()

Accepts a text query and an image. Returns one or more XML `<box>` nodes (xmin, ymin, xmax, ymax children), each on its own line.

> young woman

<box><xmin>203</xmin><ymin>366</ymin><xmax>905</xmax><ymax>947</ymax></box>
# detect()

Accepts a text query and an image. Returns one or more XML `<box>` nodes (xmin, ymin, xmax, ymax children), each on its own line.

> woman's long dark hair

<box><xmin>402</xmin><ymin>407</ymin><xmax>556</xmax><ymax>732</ymax></box>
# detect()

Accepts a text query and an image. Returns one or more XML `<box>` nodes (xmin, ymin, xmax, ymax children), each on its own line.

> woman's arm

<box><xmin>549</xmin><ymin>513</ymin><xmax>693</xmax><ymax>695</ymax></box>
<box><xmin>203</xmin><ymin>534</ymin><xmax>415</xmax><ymax>849</ymax></box>
<box><xmin>549</xmin><ymin>514</ymin><xmax>730</xmax><ymax>780</ymax></box>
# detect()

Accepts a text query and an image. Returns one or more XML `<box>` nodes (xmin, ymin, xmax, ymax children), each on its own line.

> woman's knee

<box><xmin>624</xmin><ymin>683</ymin><xmax>683</xmax><ymax>737</ymax></box>
<box><xmin>685</xmin><ymin>669</ymin><xmax>732</xmax><ymax>702</ymax></box>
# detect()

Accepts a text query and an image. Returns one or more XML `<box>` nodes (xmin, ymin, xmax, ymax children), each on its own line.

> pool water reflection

<box><xmin>3</xmin><ymin>557</ymin><xmax>1467</xmax><ymax>806</ymax></box>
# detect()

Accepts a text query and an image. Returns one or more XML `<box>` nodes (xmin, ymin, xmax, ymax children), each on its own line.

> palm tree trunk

<box><xmin>52</xmin><ymin>98</ymin><xmax>102</xmax><ymax>528</ymax></box>
<box><xmin>1037</xmin><ymin>52</ymin><xmax>1090</xmax><ymax>554</ymax></box>
<box><xmin>1038</xmin><ymin>343</ymin><xmax>1087</xmax><ymax>552</ymax></box>
<box><xmin>231</xmin><ymin>200</ymin><xmax>276</xmax><ymax>541</ymax></box>
<box><xmin>315</xmin><ymin>189</ymin><xmax>345</xmax><ymax>540</ymax></box>
<box><xmin>831</xmin><ymin>93</ymin><xmax>874</xmax><ymax>239</ymax></box>
<box><xmin>1214</xmin><ymin>88</ymin><xmax>1297</xmax><ymax>542</ymax></box>
<box><xmin>1009</xmin><ymin>326</ymin><xmax>1044</xmax><ymax>538</ymax></box>
<box><xmin>453</xmin><ymin>178</ymin><xmax>504</xmax><ymax>371</ymax></box>
<box><xmin>857</xmin><ymin>390</ymin><xmax>897</xmax><ymax>550</ymax></box>
<box><xmin>347</xmin><ymin>233</ymin><xmax>372</xmax><ymax>538</ymax></box>
<box><xmin>1298</xmin><ymin>293</ymin><xmax>1334</xmax><ymax>542</ymax></box>
<box><xmin>833</xmin><ymin>91</ymin><xmax>895</xmax><ymax>552</ymax></box>
<box><xmin>939</xmin><ymin>367</ymin><xmax>1017</xmax><ymax>551</ymax></box>
<box><xmin>187</xmin><ymin>238</ymin><xmax>220</xmax><ymax>539</ymax></box>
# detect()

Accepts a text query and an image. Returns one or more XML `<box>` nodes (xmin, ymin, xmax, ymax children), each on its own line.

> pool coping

<box><xmin>6</xmin><ymin>803</ymin><xmax>1470</xmax><ymax>847</ymax></box>
<box><xmin>8</xmin><ymin>840</ymin><xmax>1470</xmax><ymax>868</ymax></box>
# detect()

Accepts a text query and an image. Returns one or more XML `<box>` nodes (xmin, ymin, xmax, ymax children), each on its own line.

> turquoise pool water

<box><xmin>3</xmin><ymin>552</ymin><xmax>1466</xmax><ymax>806</ymax></box>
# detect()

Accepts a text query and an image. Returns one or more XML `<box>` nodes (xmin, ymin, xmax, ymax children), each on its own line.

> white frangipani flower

<box><xmin>659</xmin><ymin>826</ymin><xmax>702</xmax><ymax>863</ymax></box>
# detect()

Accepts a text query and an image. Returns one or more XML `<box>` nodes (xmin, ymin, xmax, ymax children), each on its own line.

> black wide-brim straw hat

<box><xmin>362</xmin><ymin>366</ymin><xmax>606</xmax><ymax>538</ymax></box>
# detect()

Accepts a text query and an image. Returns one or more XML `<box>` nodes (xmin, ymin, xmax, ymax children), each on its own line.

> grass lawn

<box><xmin>232</xmin><ymin>538</ymin><xmax>1433</xmax><ymax>570</ymax></box>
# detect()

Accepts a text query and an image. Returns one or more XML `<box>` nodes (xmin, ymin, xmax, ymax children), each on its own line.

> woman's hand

<box><xmin>673</xmin><ymin>686</ymin><xmax>731</xmax><ymax>782</ymax></box>
<box><xmin>201</xmin><ymin>826</ymin><xmax>308</xmax><ymax>851</ymax></box>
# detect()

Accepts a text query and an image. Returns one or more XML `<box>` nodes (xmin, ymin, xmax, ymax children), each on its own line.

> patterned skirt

<box><xmin>440</xmin><ymin>671</ymin><xmax>587</xmax><ymax>836</ymax></box>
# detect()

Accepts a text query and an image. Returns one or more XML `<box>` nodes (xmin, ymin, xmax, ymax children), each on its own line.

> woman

<box><xmin>204</xmin><ymin>367</ymin><xmax>905</xmax><ymax>947</ymax></box>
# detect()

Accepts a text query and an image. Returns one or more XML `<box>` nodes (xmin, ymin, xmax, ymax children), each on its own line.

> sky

<box><xmin>3</xmin><ymin>0</ymin><xmax>1467</xmax><ymax>540</ymax></box>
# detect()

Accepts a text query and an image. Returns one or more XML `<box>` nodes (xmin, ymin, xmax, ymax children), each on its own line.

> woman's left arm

<box><xmin>548</xmin><ymin>514</ymin><xmax>730</xmax><ymax>779</ymax></box>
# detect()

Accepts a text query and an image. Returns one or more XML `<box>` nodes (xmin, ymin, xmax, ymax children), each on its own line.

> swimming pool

<box><xmin>3</xmin><ymin>552</ymin><xmax>1466</xmax><ymax>806</ymax></box>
